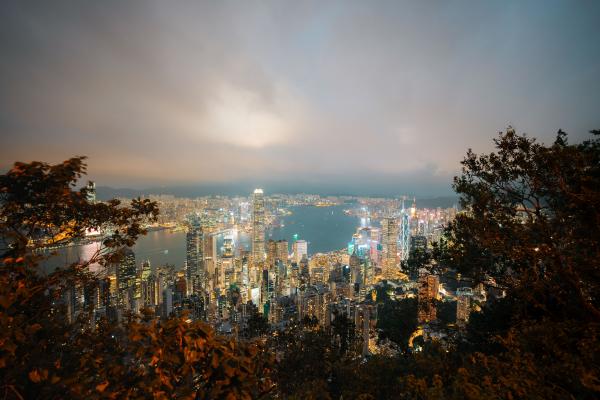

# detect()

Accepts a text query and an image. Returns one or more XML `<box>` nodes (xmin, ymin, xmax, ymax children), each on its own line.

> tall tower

<box><xmin>410</xmin><ymin>197</ymin><xmax>419</xmax><ymax>235</ymax></box>
<box><xmin>400</xmin><ymin>197</ymin><xmax>411</xmax><ymax>262</ymax></box>
<box><xmin>251</xmin><ymin>189</ymin><xmax>266</xmax><ymax>264</ymax></box>
<box><xmin>266</xmin><ymin>239</ymin><xmax>277</xmax><ymax>267</ymax></box>
<box><xmin>418</xmin><ymin>271</ymin><xmax>439</xmax><ymax>323</ymax></box>
<box><xmin>349</xmin><ymin>247</ymin><xmax>361</xmax><ymax>285</ymax></box>
<box><xmin>381</xmin><ymin>217</ymin><xmax>399</xmax><ymax>279</ymax></box>
<box><xmin>275</xmin><ymin>240</ymin><xmax>288</xmax><ymax>265</ymax></box>
<box><xmin>116</xmin><ymin>247</ymin><xmax>137</xmax><ymax>310</ymax></box>
<box><xmin>292</xmin><ymin>239</ymin><xmax>308</xmax><ymax>265</ymax></box>
<box><xmin>85</xmin><ymin>181</ymin><xmax>96</xmax><ymax>203</ymax></box>
<box><xmin>186</xmin><ymin>214</ymin><xmax>204</xmax><ymax>295</ymax></box>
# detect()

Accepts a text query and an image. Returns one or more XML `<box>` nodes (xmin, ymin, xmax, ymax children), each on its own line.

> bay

<box><xmin>42</xmin><ymin>204</ymin><xmax>359</xmax><ymax>271</ymax></box>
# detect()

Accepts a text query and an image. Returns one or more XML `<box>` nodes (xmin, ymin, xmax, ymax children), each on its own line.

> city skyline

<box><xmin>1</xmin><ymin>2</ymin><xmax>598</xmax><ymax>397</ymax></box>
<box><xmin>2</xmin><ymin>1</ymin><xmax>600</xmax><ymax>196</ymax></box>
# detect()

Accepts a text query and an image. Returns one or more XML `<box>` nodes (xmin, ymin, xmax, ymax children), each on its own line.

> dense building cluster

<box><xmin>62</xmin><ymin>189</ymin><xmax>486</xmax><ymax>353</ymax></box>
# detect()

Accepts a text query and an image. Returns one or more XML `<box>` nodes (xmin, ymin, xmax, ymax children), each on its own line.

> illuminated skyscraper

<box><xmin>116</xmin><ymin>247</ymin><xmax>137</xmax><ymax>309</ymax></box>
<box><xmin>293</xmin><ymin>239</ymin><xmax>308</xmax><ymax>265</ymax></box>
<box><xmin>222</xmin><ymin>238</ymin><xmax>234</xmax><ymax>258</ymax></box>
<box><xmin>275</xmin><ymin>240</ymin><xmax>288</xmax><ymax>265</ymax></box>
<box><xmin>418</xmin><ymin>271</ymin><xmax>439</xmax><ymax>323</ymax></box>
<box><xmin>349</xmin><ymin>248</ymin><xmax>361</xmax><ymax>285</ymax></box>
<box><xmin>266</xmin><ymin>239</ymin><xmax>277</xmax><ymax>267</ymax></box>
<box><xmin>85</xmin><ymin>181</ymin><xmax>96</xmax><ymax>203</ymax></box>
<box><xmin>251</xmin><ymin>189</ymin><xmax>266</xmax><ymax>264</ymax></box>
<box><xmin>186</xmin><ymin>214</ymin><xmax>204</xmax><ymax>294</ymax></box>
<box><xmin>400</xmin><ymin>198</ymin><xmax>411</xmax><ymax>261</ymax></box>
<box><xmin>456</xmin><ymin>294</ymin><xmax>471</xmax><ymax>327</ymax></box>
<box><xmin>410</xmin><ymin>197</ymin><xmax>419</xmax><ymax>235</ymax></box>
<box><xmin>410</xmin><ymin>235</ymin><xmax>428</xmax><ymax>254</ymax></box>
<box><xmin>381</xmin><ymin>217</ymin><xmax>398</xmax><ymax>278</ymax></box>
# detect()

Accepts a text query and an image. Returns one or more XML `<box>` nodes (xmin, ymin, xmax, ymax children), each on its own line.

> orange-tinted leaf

<box><xmin>29</xmin><ymin>369</ymin><xmax>41</xmax><ymax>383</ymax></box>
<box><xmin>96</xmin><ymin>381</ymin><xmax>109</xmax><ymax>393</ymax></box>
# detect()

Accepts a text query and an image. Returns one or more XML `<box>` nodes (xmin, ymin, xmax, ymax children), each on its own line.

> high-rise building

<box><xmin>456</xmin><ymin>295</ymin><xmax>471</xmax><ymax>326</ymax></box>
<box><xmin>135</xmin><ymin>260</ymin><xmax>151</xmax><ymax>300</ymax></box>
<box><xmin>293</xmin><ymin>239</ymin><xmax>308</xmax><ymax>265</ymax></box>
<box><xmin>410</xmin><ymin>235</ymin><xmax>427</xmax><ymax>254</ymax></box>
<box><xmin>266</xmin><ymin>239</ymin><xmax>277</xmax><ymax>267</ymax></box>
<box><xmin>275</xmin><ymin>240</ymin><xmax>288</xmax><ymax>265</ymax></box>
<box><xmin>418</xmin><ymin>271</ymin><xmax>439</xmax><ymax>323</ymax></box>
<box><xmin>251</xmin><ymin>189</ymin><xmax>266</xmax><ymax>264</ymax></box>
<box><xmin>349</xmin><ymin>248</ymin><xmax>361</xmax><ymax>285</ymax></box>
<box><xmin>186</xmin><ymin>214</ymin><xmax>204</xmax><ymax>295</ymax></box>
<box><xmin>400</xmin><ymin>198</ymin><xmax>411</xmax><ymax>261</ymax></box>
<box><xmin>85</xmin><ymin>181</ymin><xmax>96</xmax><ymax>203</ymax></box>
<box><xmin>410</xmin><ymin>197</ymin><xmax>419</xmax><ymax>235</ymax></box>
<box><xmin>116</xmin><ymin>247</ymin><xmax>137</xmax><ymax>309</ymax></box>
<box><xmin>222</xmin><ymin>238</ymin><xmax>234</xmax><ymax>258</ymax></box>
<box><xmin>381</xmin><ymin>217</ymin><xmax>398</xmax><ymax>278</ymax></box>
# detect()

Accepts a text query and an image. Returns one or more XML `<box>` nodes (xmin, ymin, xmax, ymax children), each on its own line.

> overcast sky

<box><xmin>1</xmin><ymin>1</ymin><xmax>599</xmax><ymax>195</ymax></box>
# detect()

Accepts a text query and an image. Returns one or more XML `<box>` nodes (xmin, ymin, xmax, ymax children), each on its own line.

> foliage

<box><xmin>0</xmin><ymin>158</ymin><xmax>272</xmax><ymax>399</ymax></box>
<box><xmin>242</xmin><ymin>306</ymin><xmax>270</xmax><ymax>338</ymax></box>
<box><xmin>0</xmin><ymin>157</ymin><xmax>158</xmax><ymax>260</ymax></box>
<box><xmin>405</xmin><ymin>247</ymin><xmax>431</xmax><ymax>279</ymax></box>
<box><xmin>376</xmin><ymin>296</ymin><xmax>418</xmax><ymax>352</ymax></box>
<box><xmin>435</xmin><ymin>300</ymin><xmax>457</xmax><ymax>326</ymax></box>
<box><xmin>330</xmin><ymin>310</ymin><xmax>355</xmax><ymax>355</ymax></box>
<box><xmin>437</xmin><ymin>128</ymin><xmax>600</xmax><ymax>398</ymax></box>
<box><xmin>268</xmin><ymin>318</ymin><xmax>365</xmax><ymax>400</ymax></box>
<box><xmin>445</xmin><ymin>128</ymin><xmax>600</xmax><ymax>321</ymax></box>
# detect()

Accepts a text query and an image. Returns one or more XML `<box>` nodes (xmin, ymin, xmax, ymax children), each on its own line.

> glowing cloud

<box><xmin>205</xmin><ymin>84</ymin><xmax>290</xmax><ymax>148</ymax></box>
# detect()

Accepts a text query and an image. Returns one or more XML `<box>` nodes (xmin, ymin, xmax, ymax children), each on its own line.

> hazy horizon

<box><xmin>94</xmin><ymin>183</ymin><xmax>460</xmax><ymax>203</ymax></box>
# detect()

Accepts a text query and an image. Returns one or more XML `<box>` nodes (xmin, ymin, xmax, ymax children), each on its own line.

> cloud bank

<box><xmin>1</xmin><ymin>0</ymin><xmax>599</xmax><ymax>195</ymax></box>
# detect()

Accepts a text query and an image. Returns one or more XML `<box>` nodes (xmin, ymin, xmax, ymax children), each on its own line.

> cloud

<box><xmin>1</xmin><ymin>0</ymin><xmax>599</xmax><ymax>195</ymax></box>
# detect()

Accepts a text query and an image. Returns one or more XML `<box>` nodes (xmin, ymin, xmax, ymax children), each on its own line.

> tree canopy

<box><xmin>0</xmin><ymin>157</ymin><xmax>272</xmax><ymax>399</ymax></box>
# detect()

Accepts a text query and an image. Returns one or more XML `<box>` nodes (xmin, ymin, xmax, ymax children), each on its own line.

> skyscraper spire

<box><xmin>186</xmin><ymin>214</ymin><xmax>204</xmax><ymax>295</ymax></box>
<box><xmin>251</xmin><ymin>188</ymin><xmax>266</xmax><ymax>265</ymax></box>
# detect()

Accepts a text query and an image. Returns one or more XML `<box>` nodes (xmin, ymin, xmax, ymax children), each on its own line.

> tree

<box><xmin>0</xmin><ymin>157</ymin><xmax>272</xmax><ymax>399</ymax></box>
<box><xmin>269</xmin><ymin>325</ymin><xmax>336</xmax><ymax>399</ymax></box>
<box><xmin>242</xmin><ymin>305</ymin><xmax>270</xmax><ymax>338</ymax></box>
<box><xmin>330</xmin><ymin>310</ymin><xmax>355</xmax><ymax>355</ymax></box>
<box><xmin>438</xmin><ymin>128</ymin><xmax>600</xmax><ymax>398</ymax></box>
<box><xmin>376</xmin><ymin>296</ymin><xmax>418</xmax><ymax>352</ymax></box>
<box><xmin>446</xmin><ymin>128</ymin><xmax>600</xmax><ymax>321</ymax></box>
<box><xmin>405</xmin><ymin>247</ymin><xmax>431</xmax><ymax>279</ymax></box>
<box><xmin>435</xmin><ymin>300</ymin><xmax>456</xmax><ymax>326</ymax></box>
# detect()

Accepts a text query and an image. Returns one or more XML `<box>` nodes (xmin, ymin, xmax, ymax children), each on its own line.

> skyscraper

<box><xmin>116</xmin><ymin>247</ymin><xmax>137</xmax><ymax>309</ymax></box>
<box><xmin>267</xmin><ymin>239</ymin><xmax>277</xmax><ymax>267</ymax></box>
<box><xmin>293</xmin><ymin>239</ymin><xmax>308</xmax><ymax>265</ymax></box>
<box><xmin>456</xmin><ymin>294</ymin><xmax>471</xmax><ymax>327</ymax></box>
<box><xmin>381</xmin><ymin>217</ymin><xmax>398</xmax><ymax>278</ymax></box>
<box><xmin>85</xmin><ymin>181</ymin><xmax>96</xmax><ymax>203</ymax></box>
<box><xmin>410</xmin><ymin>197</ymin><xmax>418</xmax><ymax>235</ymax></box>
<box><xmin>400</xmin><ymin>198</ymin><xmax>411</xmax><ymax>262</ymax></box>
<box><xmin>186</xmin><ymin>214</ymin><xmax>204</xmax><ymax>295</ymax></box>
<box><xmin>349</xmin><ymin>247</ymin><xmax>361</xmax><ymax>285</ymax></box>
<box><xmin>251</xmin><ymin>189</ymin><xmax>265</xmax><ymax>264</ymax></box>
<box><xmin>410</xmin><ymin>235</ymin><xmax>427</xmax><ymax>254</ymax></box>
<box><xmin>418</xmin><ymin>271</ymin><xmax>439</xmax><ymax>323</ymax></box>
<box><xmin>275</xmin><ymin>240</ymin><xmax>288</xmax><ymax>265</ymax></box>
